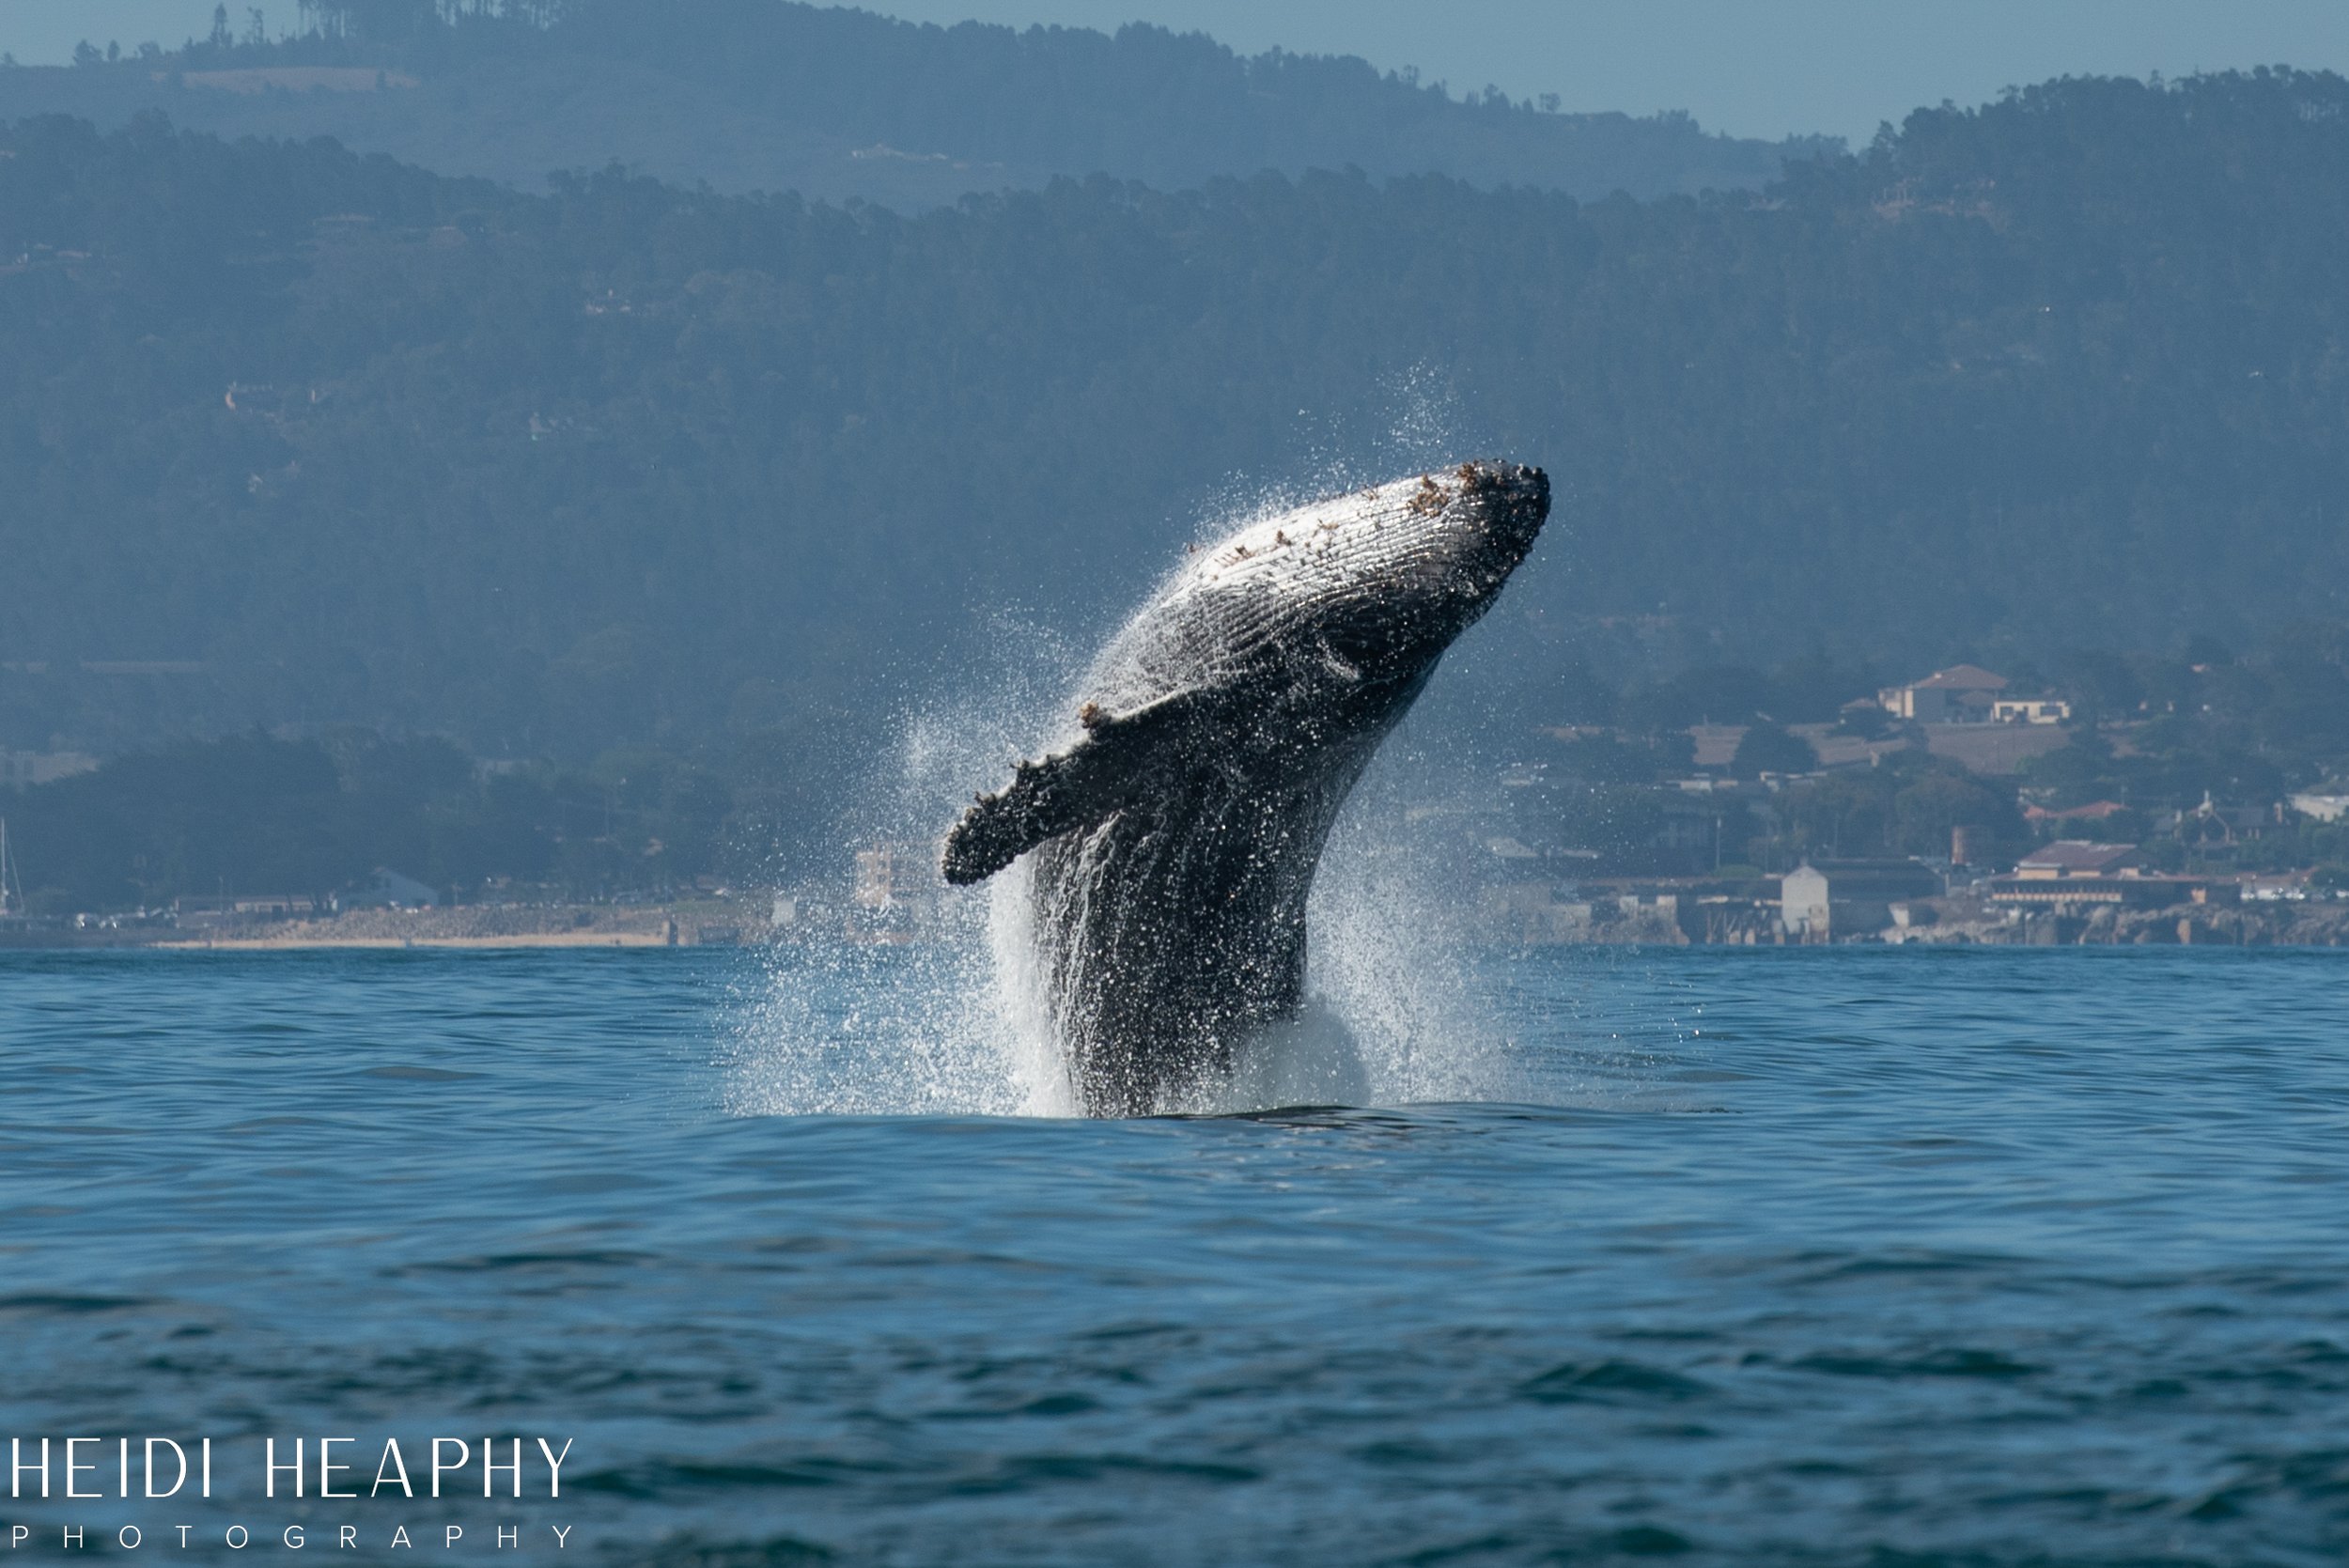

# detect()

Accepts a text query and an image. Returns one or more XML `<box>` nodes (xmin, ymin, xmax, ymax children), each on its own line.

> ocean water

<box><xmin>2</xmin><ymin>944</ymin><xmax>2347</xmax><ymax>1564</ymax></box>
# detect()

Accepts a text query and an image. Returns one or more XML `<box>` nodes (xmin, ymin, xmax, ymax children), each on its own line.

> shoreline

<box><xmin>0</xmin><ymin>903</ymin><xmax>754</xmax><ymax>952</ymax></box>
<box><xmin>8</xmin><ymin>895</ymin><xmax>2349</xmax><ymax>952</ymax></box>
<box><xmin>8</xmin><ymin>926</ymin><xmax>2349</xmax><ymax>954</ymax></box>
<box><xmin>151</xmin><ymin>931</ymin><xmax>689</xmax><ymax>950</ymax></box>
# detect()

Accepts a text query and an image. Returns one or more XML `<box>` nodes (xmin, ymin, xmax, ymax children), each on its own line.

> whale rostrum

<box><xmin>944</xmin><ymin>461</ymin><xmax>1550</xmax><ymax>1116</ymax></box>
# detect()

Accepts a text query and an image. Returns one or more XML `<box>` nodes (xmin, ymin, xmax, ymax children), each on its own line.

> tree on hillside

<box><xmin>1732</xmin><ymin>722</ymin><xmax>1818</xmax><ymax>778</ymax></box>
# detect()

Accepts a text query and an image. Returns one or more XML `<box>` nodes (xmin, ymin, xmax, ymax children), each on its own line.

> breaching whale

<box><xmin>943</xmin><ymin>461</ymin><xmax>1549</xmax><ymax>1115</ymax></box>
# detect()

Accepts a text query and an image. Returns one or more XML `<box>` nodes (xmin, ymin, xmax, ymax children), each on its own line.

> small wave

<box><xmin>399</xmin><ymin>1248</ymin><xmax>661</xmax><ymax>1275</ymax></box>
<box><xmin>940</xmin><ymin>1452</ymin><xmax>1261</xmax><ymax>1494</ymax></box>
<box><xmin>573</xmin><ymin>1460</ymin><xmax>848</xmax><ymax>1498</ymax></box>
<box><xmin>357</xmin><ymin>1063</ymin><xmax>487</xmax><ymax>1081</ymax></box>
<box><xmin>0</xmin><ymin>1291</ymin><xmax>150</xmax><ymax>1315</ymax></box>
<box><xmin>596</xmin><ymin>1532</ymin><xmax>836</xmax><ymax>1566</ymax></box>
<box><xmin>1792</xmin><ymin>1347</ymin><xmax>2039</xmax><ymax>1380</ymax></box>
<box><xmin>1517</xmin><ymin>1358</ymin><xmax>1715</xmax><ymax>1405</ymax></box>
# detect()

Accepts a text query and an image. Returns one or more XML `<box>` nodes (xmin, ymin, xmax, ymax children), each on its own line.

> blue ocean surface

<box><xmin>2</xmin><ymin>945</ymin><xmax>2347</xmax><ymax>1564</ymax></box>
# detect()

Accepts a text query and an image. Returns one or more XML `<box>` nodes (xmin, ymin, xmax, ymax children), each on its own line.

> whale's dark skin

<box><xmin>943</xmin><ymin>461</ymin><xmax>1549</xmax><ymax>1115</ymax></box>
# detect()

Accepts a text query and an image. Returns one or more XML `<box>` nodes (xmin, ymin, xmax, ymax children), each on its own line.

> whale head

<box><xmin>941</xmin><ymin>460</ymin><xmax>1548</xmax><ymax>888</ymax></box>
<box><xmin>1385</xmin><ymin>458</ymin><xmax>1550</xmax><ymax>621</ymax></box>
<box><xmin>1176</xmin><ymin>459</ymin><xmax>1549</xmax><ymax>687</ymax></box>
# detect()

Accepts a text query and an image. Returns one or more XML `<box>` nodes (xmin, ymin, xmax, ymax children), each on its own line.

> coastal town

<box><xmin>1440</xmin><ymin>660</ymin><xmax>2349</xmax><ymax>948</ymax></box>
<box><xmin>8</xmin><ymin>658</ymin><xmax>2348</xmax><ymax>950</ymax></box>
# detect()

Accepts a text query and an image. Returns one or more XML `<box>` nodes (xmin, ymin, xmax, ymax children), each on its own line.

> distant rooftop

<box><xmin>2016</xmin><ymin>840</ymin><xmax>2139</xmax><ymax>875</ymax></box>
<box><xmin>1910</xmin><ymin>664</ymin><xmax>2009</xmax><ymax>691</ymax></box>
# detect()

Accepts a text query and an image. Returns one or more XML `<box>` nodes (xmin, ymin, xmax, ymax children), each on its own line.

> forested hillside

<box><xmin>6</xmin><ymin>69</ymin><xmax>2349</xmax><ymax>784</ymax></box>
<box><xmin>0</xmin><ymin>1</ymin><xmax>1827</xmax><ymax>210</ymax></box>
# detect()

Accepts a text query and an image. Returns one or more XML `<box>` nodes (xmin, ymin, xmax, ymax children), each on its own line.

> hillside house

<box><xmin>1878</xmin><ymin>665</ymin><xmax>2007</xmax><ymax>723</ymax></box>
<box><xmin>2153</xmin><ymin>794</ymin><xmax>2278</xmax><ymax>848</ymax></box>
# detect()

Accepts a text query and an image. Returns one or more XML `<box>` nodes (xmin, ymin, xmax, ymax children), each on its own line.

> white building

<box><xmin>1877</xmin><ymin>665</ymin><xmax>2008</xmax><ymax>723</ymax></box>
<box><xmin>1989</xmin><ymin>697</ymin><xmax>2071</xmax><ymax>725</ymax></box>
<box><xmin>1781</xmin><ymin>859</ymin><xmax>1944</xmax><ymax>940</ymax></box>
<box><xmin>340</xmin><ymin>867</ymin><xmax>440</xmax><ymax>909</ymax></box>
<box><xmin>2289</xmin><ymin>790</ymin><xmax>2349</xmax><ymax>824</ymax></box>
<box><xmin>1781</xmin><ymin>864</ymin><xmax>1830</xmax><ymax>939</ymax></box>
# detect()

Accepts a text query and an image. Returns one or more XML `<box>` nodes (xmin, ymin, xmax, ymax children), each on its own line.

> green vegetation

<box><xmin>9</xmin><ymin>63</ymin><xmax>2349</xmax><ymax>880</ymax></box>
<box><xmin>1730</xmin><ymin>722</ymin><xmax>1818</xmax><ymax>778</ymax></box>
<box><xmin>1776</xmin><ymin>761</ymin><xmax>2024</xmax><ymax>865</ymax></box>
<box><xmin>2015</xmin><ymin>639</ymin><xmax>2349</xmax><ymax>807</ymax></box>
<box><xmin>16</xmin><ymin>629</ymin><xmax>2349</xmax><ymax>909</ymax></box>
<box><xmin>0</xmin><ymin>728</ymin><xmax>821</xmax><ymax>913</ymax></box>
<box><xmin>0</xmin><ymin>2</ymin><xmax>1826</xmax><ymax>210</ymax></box>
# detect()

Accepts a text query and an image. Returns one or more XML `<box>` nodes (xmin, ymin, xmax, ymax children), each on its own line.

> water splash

<box><xmin>1298</xmin><ymin>751</ymin><xmax>1526</xmax><ymax>1108</ymax></box>
<box><xmin>723</xmin><ymin>613</ymin><xmax>1081</xmax><ymax>1118</ymax></box>
<box><xmin>726</xmin><ymin>377</ymin><xmax>1520</xmax><ymax>1118</ymax></box>
<box><xmin>725</xmin><ymin>747</ymin><xmax>1513</xmax><ymax>1118</ymax></box>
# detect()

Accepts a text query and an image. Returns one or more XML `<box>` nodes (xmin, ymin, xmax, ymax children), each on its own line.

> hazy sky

<box><xmin>8</xmin><ymin>0</ymin><xmax>2349</xmax><ymax>143</ymax></box>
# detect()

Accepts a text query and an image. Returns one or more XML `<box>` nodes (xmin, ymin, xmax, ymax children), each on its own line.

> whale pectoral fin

<box><xmin>941</xmin><ymin>693</ymin><xmax>1204</xmax><ymax>885</ymax></box>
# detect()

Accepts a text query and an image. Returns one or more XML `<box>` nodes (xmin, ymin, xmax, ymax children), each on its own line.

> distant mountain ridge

<box><xmin>0</xmin><ymin>0</ymin><xmax>1836</xmax><ymax>208</ymax></box>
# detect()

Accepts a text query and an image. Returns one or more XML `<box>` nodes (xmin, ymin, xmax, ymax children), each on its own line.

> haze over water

<box><xmin>5</xmin><ymin>945</ymin><xmax>2347</xmax><ymax>1563</ymax></box>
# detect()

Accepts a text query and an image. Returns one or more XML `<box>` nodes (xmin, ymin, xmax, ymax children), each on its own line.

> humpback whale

<box><xmin>944</xmin><ymin>460</ymin><xmax>1549</xmax><ymax>1115</ymax></box>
